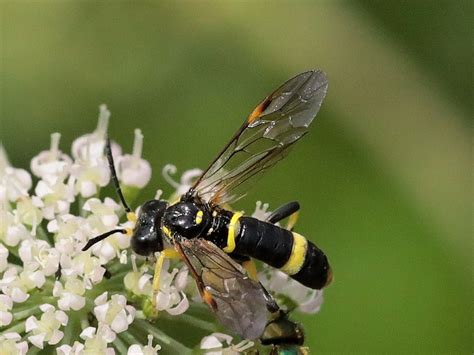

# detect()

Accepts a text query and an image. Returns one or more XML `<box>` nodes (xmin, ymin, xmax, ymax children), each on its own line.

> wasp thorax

<box><xmin>162</xmin><ymin>201</ymin><xmax>210</xmax><ymax>239</ymax></box>
<box><xmin>131</xmin><ymin>199</ymin><xmax>168</xmax><ymax>256</ymax></box>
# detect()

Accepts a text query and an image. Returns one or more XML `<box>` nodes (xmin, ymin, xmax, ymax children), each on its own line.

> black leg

<box><xmin>267</xmin><ymin>201</ymin><xmax>300</xmax><ymax>224</ymax></box>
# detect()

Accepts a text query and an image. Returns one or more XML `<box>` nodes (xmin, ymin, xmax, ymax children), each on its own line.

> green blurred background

<box><xmin>1</xmin><ymin>1</ymin><xmax>471</xmax><ymax>353</ymax></box>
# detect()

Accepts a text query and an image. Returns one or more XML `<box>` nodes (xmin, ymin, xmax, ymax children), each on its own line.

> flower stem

<box><xmin>0</xmin><ymin>321</ymin><xmax>25</xmax><ymax>334</ymax></box>
<box><xmin>113</xmin><ymin>333</ymin><xmax>129</xmax><ymax>353</ymax></box>
<box><xmin>60</xmin><ymin>310</ymin><xmax>82</xmax><ymax>346</ymax></box>
<box><xmin>36</xmin><ymin>224</ymin><xmax>53</xmax><ymax>245</ymax></box>
<box><xmin>118</xmin><ymin>330</ymin><xmax>141</xmax><ymax>347</ymax></box>
<box><xmin>12</xmin><ymin>306</ymin><xmax>42</xmax><ymax>320</ymax></box>
<box><xmin>163</xmin><ymin>312</ymin><xmax>217</xmax><ymax>333</ymax></box>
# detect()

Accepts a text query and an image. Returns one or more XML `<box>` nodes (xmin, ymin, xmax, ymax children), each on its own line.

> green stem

<box><xmin>6</xmin><ymin>244</ymin><xmax>20</xmax><ymax>260</ymax></box>
<box><xmin>6</xmin><ymin>251</ymin><xmax>22</xmax><ymax>266</ymax></box>
<box><xmin>36</xmin><ymin>224</ymin><xmax>53</xmax><ymax>245</ymax></box>
<box><xmin>12</xmin><ymin>306</ymin><xmax>42</xmax><ymax>321</ymax></box>
<box><xmin>78</xmin><ymin>196</ymin><xmax>88</xmax><ymax>217</ymax></box>
<box><xmin>107</xmin><ymin>260</ymin><xmax>129</xmax><ymax>275</ymax></box>
<box><xmin>113</xmin><ymin>334</ymin><xmax>129</xmax><ymax>353</ymax></box>
<box><xmin>61</xmin><ymin>310</ymin><xmax>82</xmax><ymax>346</ymax></box>
<box><xmin>119</xmin><ymin>330</ymin><xmax>142</xmax><ymax>347</ymax></box>
<box><xmin>12</xmin><ymin>294</ymin><xmax>55</xmax><ymax>315</ymax></box>
<box><xmin>163</xmin><ymin>313</ymin><xmax>217</xmax><ymax>333</ymax></box>
<box><xmin>1</xmin><ymin>321</ymin><xmax>25</xmax><ymax>334</ymax></box>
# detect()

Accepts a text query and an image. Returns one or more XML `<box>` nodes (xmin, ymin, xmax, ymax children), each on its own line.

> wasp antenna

<box><xmin>105</xmin><ymin>136</ymin><xmax>132</xmax><ymax>213</ymax></box>
<box><xmin>82</xmin><ymin>228</ymin><xmax>127</xmax><ymax>251</ymax></box>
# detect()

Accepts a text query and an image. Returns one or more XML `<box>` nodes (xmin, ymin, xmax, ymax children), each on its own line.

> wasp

<box><xmin>83</xmin><ymin>70</ymin><xmax>332</xmax><ymax>340</ymax></box>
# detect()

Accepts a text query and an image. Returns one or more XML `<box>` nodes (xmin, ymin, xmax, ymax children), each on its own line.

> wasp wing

<box><xmin>175</xmin><ymin>237</ymin><xmax>270</xmax><ymax>340</ymax></box>
<box><xmin>191</xmin><ymin>70</ymin><xmax>328</xmax><ymax>205</ymax></box>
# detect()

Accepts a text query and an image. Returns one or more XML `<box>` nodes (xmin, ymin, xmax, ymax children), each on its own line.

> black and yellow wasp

<box><xmin>83</xmin><ymin>70</ymin><xmax>332</xmax><ymax>340</ymax></box>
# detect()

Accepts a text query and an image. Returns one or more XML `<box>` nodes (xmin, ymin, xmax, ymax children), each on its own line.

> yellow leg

<box><xmin>242</xmin><ymin>259</ymin><xmax>258</xmax><ymax>281</ymax></box>
<box><xmin>287</xmin><ymin>211</ymin><xmax>299</xmax><ymax>231</ymax></box>
<box><xmin>151</xmin><ymin>248</ymin><xmax>181</xmax><ymax>315</ymax></box>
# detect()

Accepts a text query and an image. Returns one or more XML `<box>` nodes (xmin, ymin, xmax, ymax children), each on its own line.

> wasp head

<box><xmin>130</xmin><ymin>199</ymin><xmax>168</xmax><ymax>256</ymax></box>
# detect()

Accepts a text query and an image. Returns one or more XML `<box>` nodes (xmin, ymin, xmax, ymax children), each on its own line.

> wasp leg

<box><xmin>151</xmin><ymin>248</ymin><xmax>181</xmax><ymax>316</ymax></box>
<box><xmin>267</xmin><ymin>201</ymin><xmax>300</xmax><ymax>224</ymax></box>
<box><xmin>228</xmin><ymin>253</ymin><xmax>258</xmax><ymax>281</ymax></box>
<box><xmin>286</xmin><ymin>211</ymin><xmax>299</xmax><ymax>231</ymax></box>
<box><xmin>242</xmin><ymin>259</ymin><xmax>258</xmax><ymax>281</ymax></box>
<box><xmin>267</xmin><ymin>201</ymin><xmax>300</xmax><ymax>230</ymax></box>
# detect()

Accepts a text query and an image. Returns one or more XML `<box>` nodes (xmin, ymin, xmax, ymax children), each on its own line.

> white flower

<box><xmin>56</xmin><ymin>341</ymin><xmax>85</xmax><ymax>355</ymax></box>
<box><xmin>68</xmin><ymin>106</ymin><xmax>124</xmax><ymax>198</ymax></box>
<box><xmin>0</xmin><ymin>267</ymin><xmax>46</xmax><ymax>303</ymax></box>
<box><xmin>14</xmin><ymin>196</ymin><xmax>43</xmax><ymax>236</ymax></box>
<box><xmin>124</xmin><ymin>257</ymin><xmax>190</xmax><ymax>316</ymax></box>
<box><xmin>0</xmin><ymin>242</ymin><xmax>9</xmax><ymax>272</ymax></box>
<box><xmin>0</xmin><ymin>267</ymin><xmax>29</xmax><ymax>302</ymax></box>
<box><xmin>53</xmin><ymin>277</ymin><xmax>86</xmax><ymax>311</ymax></box>
<box><xmin>0</xmin><ymin>332</ymin><xmax>28</xmax><ymax>355</ymax></box>
<box><xmin>60</xmin><ymin>252</ymin><xmax>106</xmax><ymax>289</ymax></box>
<box><xmin>35</xmin><ymin>178</ymin><xmax>75</xmax><ymax>220</ymax></box>
<box><xmin>72</xmin><ymin>325</ymin><xmax>116</xmax><ymax>355</ymax></box>
<box><xmin>83</xmin><ymin>197</ymin><xmax>120</xmax><ymax>228</ymax></box>
<box><xmin>124</xmin><ymin>256</ymin><xmax>152</xmax><ymax>297</ymax></box>
<box><xmin>71</xmin><ymin>104</ymin><xmax>122</xmax><ymax>161</ymax></box>
<box><xmin>251</xmin><ymin>201</ymin><xmax>271</xmax><ymax>221</ymax></box>
<box><xmin>127</xmin><ymin>272</ymin><xmax>152</xmax><ymax>296</ymax></box>
<box><xmin>0</xmin><ymin>294</ymin><xmax>13</xmax><ymax>326</ymax></box>
<box><xmin>127</xmin><ymin>335</ymin><xmax>161</xmax><ymax>355</ymax></box>
<box><xmin>201</xmin><ymin>333</ymin><xmax>233</xmax><ymax>355</ymax></box>
<box><xmin>200</xmin><ymin>333</ymin><xmax>254</xmax><ymax>355</ymax></box>
<box><xmin>259</xmin><ymin>268</ymin><xmax>324</xmax><ymax>314</ymax></box>
<box><xmin>0</xmin><ymin>145</ymin><xmax>32</xmax><ymax>203</ymax></box>
<box><xmin>19</xmin><ymin>239</ymin><xmax>60</xmax><ymax>276</ymax></box>
<box><xmin>94</xmin><ymin>292</ymin><xmax>136</xmax><ymax>333</ymax></box>
<box><xmin>30</xmin><ymin>132</ymin><xmax>72</xmax><ymax>184</ymax></box>
<box><xmin>25</xmin><ymin>304</ymin><xmax>68</xmax><ymax>349</ymax></box>
<box><xmin>154</xmin><ymin>259</ymin><xmax>189</xmax><ymax>315</ymax></box>
<box><xmin>81</xmin><ymin>197</ymin><xmax>132</xmax><ymax>263</ymax></box>
<box><xmin>69</xmin><ymin>157</ymin><xmax>110</xmax><ymax>198</ymax></box>
<box><xmin>0</xmin><ymin>209</ymin><xmax>31</xmax><ymax>247</ymax></box>
<box><xmin>162</xmin><ymin>164</ymin><xmax>202</xmax><ymax>198</ymax></box>
<box><xmin>47</xmin><ymin>214</ymin><xmax>89</xmax><ymax>255</ymax></box>
<box><xmin>82</xmin><ymin>199</ymin><xmax>130</xmax><ymax>263</ymax></box>
<box><xmin>117</xmin><ymin>129</ymin><xmax>152</xmax><ymax>189</ymax></box>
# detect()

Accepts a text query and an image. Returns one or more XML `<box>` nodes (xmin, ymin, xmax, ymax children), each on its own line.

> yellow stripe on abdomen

<box><xmin>279</xmin><ymin>232</ymin><xmax>308</xmax><ymax>275</ymax></box>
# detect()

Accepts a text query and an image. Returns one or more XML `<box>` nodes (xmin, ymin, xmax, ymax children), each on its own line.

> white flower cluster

<box><xmin>0</xmin><ymin>105</ymin><xmax>325</xmax><ymax>354</ymax></box>
<box><xmin>0</xmin><ymin>106</ymin><xmax>165</xmax><ymax>353</ymax></box>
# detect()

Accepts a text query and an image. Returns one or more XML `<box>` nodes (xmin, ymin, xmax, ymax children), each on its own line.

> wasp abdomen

<box><xmin>234</xmin><ymin>217</ymin><xmax>293</xmax><ymax>268</ymax></box>
<box><xmin>233</xmin><ymin>216</ymin><xmax>331</xmax><ymax>290</ymax></box>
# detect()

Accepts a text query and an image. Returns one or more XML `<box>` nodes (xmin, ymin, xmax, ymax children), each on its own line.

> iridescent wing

<box><xmin>191</xmin><ymin>70</ymin><xmax>328</xmax><ymax>205</ymax></box>
<box><xmin>174</xmin><ymin>237</ymin><xmax>270</xmax><ymax>340</ymax></box>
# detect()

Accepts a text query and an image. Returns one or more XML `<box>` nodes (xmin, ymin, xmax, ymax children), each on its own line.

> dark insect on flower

<box><xmin>260</xmin><ymin>310</ymin><xmax>308</xmax><ymax>355</ymax></box>
<box><xmin>84</xmin><ymin>70</ymin><xmax>332</xmax><ymax>340</ymax></box>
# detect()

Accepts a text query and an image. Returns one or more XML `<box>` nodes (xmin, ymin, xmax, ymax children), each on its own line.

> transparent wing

<box><xmin>175</xmin><ymin>238</ymin><xmax>270</xmax><ymax>340</ymax></box>
<box><xmin>191</xmin><ymin>70</ymin><xmax>328</xmax><ymax>205</ymax></box>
